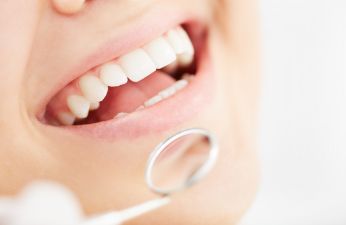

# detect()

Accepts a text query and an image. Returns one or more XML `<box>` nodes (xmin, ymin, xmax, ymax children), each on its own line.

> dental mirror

<box><xmin>81</xmin><ymin>128</ymin><xmax>218</xmax><ymax>225</ymax></box>
<box><xmin>145</xmin><ymin>128</ymin><xmax>219</xmax><ymax>196</ymax></box>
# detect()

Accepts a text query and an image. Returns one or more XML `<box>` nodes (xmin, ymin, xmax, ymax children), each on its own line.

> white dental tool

<box><xmin>82</xmin><ymin>128</ymin><xmax>219</xmax><ymax>225</ymax></box>
<box><xmin>81</xmin><ymin>197</ymin><xmax>170</xmax><ymax>225</ymax></box>
<box><xmin>0</xmin><ymin>129</ymin><xmax>218</xmax><ymax>225</ymax></box>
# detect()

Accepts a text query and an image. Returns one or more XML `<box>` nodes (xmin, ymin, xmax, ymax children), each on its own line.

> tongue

<box><xmin>92</xmin><ymin>71</ymin><xmax>175</xmax><ymax>121</ymax></box>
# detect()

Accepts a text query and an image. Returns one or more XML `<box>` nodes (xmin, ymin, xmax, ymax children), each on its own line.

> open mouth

<box><xmin>43</xmin><ymin>23</ymin><xmax>205</xmax><ymax>126</ymax></box>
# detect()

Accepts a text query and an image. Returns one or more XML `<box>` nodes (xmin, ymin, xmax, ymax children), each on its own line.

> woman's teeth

<box><xmin>118</xmin><ymin>48</ymin><xmax>158</xmax><ymax>82</ymax></box>
<box><xmin>115</xmin><ymin>77</ymin><xmax>191</xmax><ymax>119</ymax></box>
<box><xmin>144</xmin><ymin>78</ymin><xmax>188</xmax><ymax>108</ymax></box>
<box><xmin>47</xmin><ymin>26</ymin><xmax>195</xmax><ymax>126</ymax></box>
<box><xmin>67</xmin><ymin>95</ymin><xmax>90</xmax><ymax>119</ymax></box>
<box><xmin>57</xmin><ymin>112</ymin><xmax>76</xmax><ymax>126</ymax></box>
<box><xmin>79</xmin><ymin>75</ymin><xmax>108</xmax><ymax>103</ymax></box>
<box><xmin>99</xmin><ymin>64</ymin><xmax>128</xmax><ymax>87</ymax></box>
<box><xmin>143</xmin><ymin>37</ymin><xmax>177</xmax><ymax>69</ymax></box>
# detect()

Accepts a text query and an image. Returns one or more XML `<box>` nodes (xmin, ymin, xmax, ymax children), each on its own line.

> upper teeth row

<box><xmin>57</xmin><ymin>26</ymin><xmax>194</xmax><ymax>125</ymax></box>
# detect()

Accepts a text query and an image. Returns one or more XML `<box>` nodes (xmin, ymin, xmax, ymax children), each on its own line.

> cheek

<box><xmin>0</xmin><ymin>2</ymin><xmax>44</xmax><ymax>167</ymax></box>
<box><xmin>0</xmin><ymin>1</ymin><xmax>41</xmax><ymax>80</ymax></box>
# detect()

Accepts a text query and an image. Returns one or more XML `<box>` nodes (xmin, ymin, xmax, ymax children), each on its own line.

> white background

<box><xmin>241</xmin><ymin>0</ymin><xmax>346</xmax><ymax>224</ymax></box>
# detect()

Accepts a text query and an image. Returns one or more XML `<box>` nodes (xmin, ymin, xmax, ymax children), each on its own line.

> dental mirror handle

<box><xmin>81</xmin><ymin>197</ymin><xmax>170</xmax><ymax>225</ymax></box>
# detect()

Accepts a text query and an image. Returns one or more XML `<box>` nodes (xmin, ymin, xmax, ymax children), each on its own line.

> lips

<box><xmin>45</xmin><ymin>25</ymin><xmax>195</xmax><ymax>125</ymax></box>
<box><xmin>39</xmin><ymin>18</ymin><xmax>214</xmax><ymax>140</ymax></box>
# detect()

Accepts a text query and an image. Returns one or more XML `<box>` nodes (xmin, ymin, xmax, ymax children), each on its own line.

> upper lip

<box><xmin>36</xmin><ymin>8</ymin><xmax>213</xmax><ymax>140</ymax></box>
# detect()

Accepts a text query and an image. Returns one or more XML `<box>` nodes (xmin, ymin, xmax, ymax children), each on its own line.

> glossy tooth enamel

<box><xmin>176</xmin><ymin>27</ymin><xmax>194</xmax><ymax>66</ymax></box>
<box><xmin>99</xmin><ymin>63</ymin><xmax>128</xmax><ymax>87</ymax></box>
<box><xmin>159</xmin><ymin>85</ymin><xmax>176</xmax><ymax>99</ymax></box>
<box><xmin>165</xmin><ymin>29</ymin><xmax>186</xmax><ymax>54</ymax></box>
<box><xmin>79</xmin><ymin>75</ymin><xmax>108</xmax><ymax>103</ymax></box>
<box><xmin>143</xmin><ymin>37</ymin><xmax>176</xmax><ymax>69</ymax></box>
<box><xmin>48</xmin><ymin>25</ymin><xmax>196</xmax><ymax>125</ymax></box>
<box><xmin>145</xmin><ymin>78</ymin><xmax>189</xmax><ymax>108</ymax></box>
<box><xmin>177</xmin><ymin>27</ymin><xmax>194</xmax><ymax>54</ymax></box>
<box><xmin>118</xmin><ymin>49</ymin><xmax>156</xmax><ymax>82</ymax></box>
<box><xmin>144</xmin><ymin>95</ymin><xmax>163</xmax><ymax>107</ymax></box>
<box><xmin>67</xmin><ymin>95</ymin><xmax>90</xmax><ymax>119</ymax></box>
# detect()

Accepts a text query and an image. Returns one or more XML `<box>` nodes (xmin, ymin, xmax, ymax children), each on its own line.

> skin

<box><xmin>0</xmin><ymin>0</ymin><xmax>260</xmax><ymax>224</ymax></box>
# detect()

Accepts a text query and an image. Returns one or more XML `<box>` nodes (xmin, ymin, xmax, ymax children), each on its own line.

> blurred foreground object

<box><xmin>0</xmin><ymin>181</ymin><xmax>83</xmax><ymax>225</ymax></box>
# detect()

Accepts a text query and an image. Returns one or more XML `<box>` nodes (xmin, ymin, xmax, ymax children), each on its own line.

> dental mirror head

<box><xmin>83</xmin><ymin>128</ymin><xmax>218</xmax><ymax>225</ymax></box>
<box><xmin>145</xmin><ymin>128</ymin><xmax>219</xmax><ymax>196</ymax></box>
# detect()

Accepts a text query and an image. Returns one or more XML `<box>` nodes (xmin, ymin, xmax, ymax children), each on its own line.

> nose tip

<box><xmin>52</xmin><ymin>0</ymin><xmax>86</xmax><ymax>15</ymax></box>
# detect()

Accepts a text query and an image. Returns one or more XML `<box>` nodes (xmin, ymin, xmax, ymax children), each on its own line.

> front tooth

<box><xmin>79</xmin><ymin>74</ymin><xmax>108</xmax><ymax>103</ymax></box>
<box><xmin>144</xmin><ymin>95</ymin><xmax>162</xmax><ymax>107</ymax></box>
<box><xmin>143</xmin><ymin>37</ymin><xmax>176</xmax><ymax>69</ymax></box>
<box><xmin>165</xmin><ymin>28</ymin><xmax>185</xmax><ymax>54</ymax></box>
<box><xmin>118</xmin><ymin>49</ymin><xmax>156</xmax><ymax>82</ymax></box>
<box><xmin>67</xmin><ymin>95</ymin><xmax>90</xmax><ymax>118</ymax></box>
<box><xmin>57</xmin><ymin>112</ymin><xmax>75</xmax><ymax>125</ymax></box>
<box><xmin>99</xmin><ymin>63</ymin><xmax>128</xmax><ymax>87</ymax></box>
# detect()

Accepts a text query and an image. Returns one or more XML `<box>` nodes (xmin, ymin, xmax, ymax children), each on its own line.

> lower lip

<box><xmin>63</xmin><ymin>47</ymin><xmax>214</xmax><ymax>141</ymax></box>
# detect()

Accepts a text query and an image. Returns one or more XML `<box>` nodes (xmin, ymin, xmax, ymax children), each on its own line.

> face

<box><xmin>0</xmin><ymin>0</ymin><xmax>259</xmax><ymax>224</ymax></box>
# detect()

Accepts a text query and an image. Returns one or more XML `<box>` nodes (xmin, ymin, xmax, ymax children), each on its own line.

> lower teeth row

<box><xmin>114</xmin><ymin>74</ymin><xmax>193</xmax><ymax>119</ymax></box>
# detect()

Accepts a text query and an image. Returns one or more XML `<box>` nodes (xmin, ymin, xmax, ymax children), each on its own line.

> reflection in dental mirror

<box><xmin>146</xmin><ymin>128</ymin><xmax>218</xmax><ymax>196</ymax></box>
